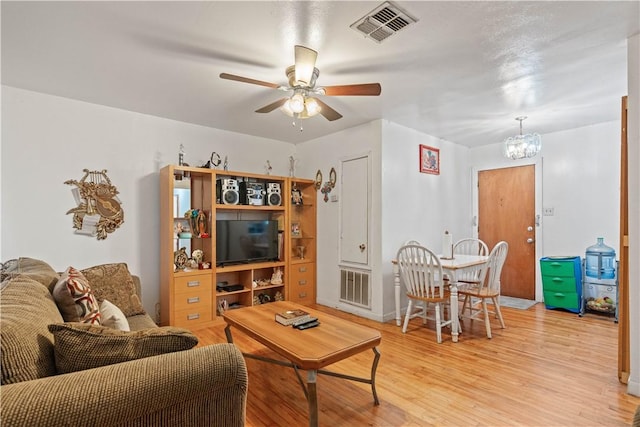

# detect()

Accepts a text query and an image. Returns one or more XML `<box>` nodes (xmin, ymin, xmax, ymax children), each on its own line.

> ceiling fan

<box><xmin>220</xmin><ymin>45</ymin><xmax>381</xmax><ymax>122</ymax></box>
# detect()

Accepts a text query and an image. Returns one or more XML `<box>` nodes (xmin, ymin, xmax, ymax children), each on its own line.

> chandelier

<box><xmin>503</xmin><ymin>116</ymin><xmax>542</xmax><ymax>160</ymax></box>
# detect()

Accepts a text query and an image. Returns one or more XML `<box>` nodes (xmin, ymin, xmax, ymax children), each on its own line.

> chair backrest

<box><xmin>479</xmin><ymin>241</ymin><xmax>509</xmax><ymax>293</ymax></box>
<box><xmin>403</xmin><ymin>239</ymin><xmax>421</xmax><ymax>246</ymax></box>
<box><xmin>454</xmin><ymin>238</ymin><xmax>489</xmax><ymax>256</ymax></box>
<box><xmin>396</xmin><ymin>244</ymin><xmax>445</xmax><ymax>299</ymax></box>
<box><xmin>453</xmin><ymin>238</ymin><xmax>489</xmax><ymax>282</ymax></box>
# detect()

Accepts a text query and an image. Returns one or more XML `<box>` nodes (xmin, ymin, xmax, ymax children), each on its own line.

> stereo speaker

<box><xmin>217</xmin><ymin>178</ymin><xmax>239</xmax><ymax>205</ymax></box>
<box><xmin>267</xmin><ymin>182</ymin><xmax>282</xmax><ymax>206</ymax></box>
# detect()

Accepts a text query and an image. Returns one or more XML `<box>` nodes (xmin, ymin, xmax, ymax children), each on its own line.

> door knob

<box><xmin>527</xmin><ymin>226</ymin><xmax>533</xmax><ymax>232</ymax></box>
<box><xmin>359</xmin><ymin>244</ymin><xmax>366</xmax><ymax>252</ymax></box>
<box><xmin>527</xmin><ymin>238</ymin><xmax>534</xmax><ymax>244</ymax></box>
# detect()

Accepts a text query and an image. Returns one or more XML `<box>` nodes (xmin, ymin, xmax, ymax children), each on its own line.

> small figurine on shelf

<box><xmin>174</xmin><ymin>247</ymin><xmax>188</xmax><ymax>272</ymax></box>
<box><xmin>274</xmin><ymin>291</ymin><xmax>284</xmax><ymax>302</ymax></box>
<box><xmin>218</xmin><ymin>299</ymin><xmax>229</xmax><ymax>315</ymax></box>
<box><xmin>289</xmin><ymin>155</ymin><xmax>297</xmax><ymax>177</ymax></box>
<box><xmin>223</xmin><ymin>155</ymin><xmax>229</xmax><ymax>171</ymax></box>
<box><xmin>178</xmin><ymin>144</ymin><xmax>185</xmax><ymax>166</ymax></box>
<box><xmin>291</xmin><ymin>184</ymin><xmax>303</xmax><ymax>206</ymax></box>
<box><xmin>192</xmin><ymin>249</ymin><xmax>203</xmax><ymax>264</ymax></box>
<box><xmin>265</xmin><ymin>160</ymin><xmax>272</xmax><ymax>175</ymax></box>
<box><xmin>271</xmin><ymin>267</ymin><xmax>283</xmax><ymax>285</ymax></box>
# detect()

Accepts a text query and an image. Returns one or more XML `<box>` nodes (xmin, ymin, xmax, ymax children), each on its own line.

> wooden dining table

<box><xmin>392</xmin><ymin>254</ymin><xmax>489</xmax><ymax>342</ymax></box>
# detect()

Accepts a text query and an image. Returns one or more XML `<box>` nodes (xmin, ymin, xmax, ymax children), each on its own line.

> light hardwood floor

<box><xmin>194</xmin><ymin>302</ymin><xmax>640</xmax><ymax>426</ymax></box>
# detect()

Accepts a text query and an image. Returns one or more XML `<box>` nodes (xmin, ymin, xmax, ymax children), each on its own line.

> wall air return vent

<box><xmin>350</xmin><ymin>1</ymin><xmax>418</xmax><ymax>43</ymax></box>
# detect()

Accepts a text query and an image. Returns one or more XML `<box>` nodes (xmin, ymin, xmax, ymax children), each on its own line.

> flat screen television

<box><xmin>216</xmin><ymin>220</ymin><xmax>279</xmax><ymax>266</ymax></box>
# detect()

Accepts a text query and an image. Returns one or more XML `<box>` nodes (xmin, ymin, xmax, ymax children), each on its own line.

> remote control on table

<box><xmin>295</xmin><ymin>320</ymin><xmax>320</xmax><ymax>330</ymax></box>
<box><xmin>292</xmin><ymin>317</ymin><xmax>318</xmax><ymax>328</ymax></box>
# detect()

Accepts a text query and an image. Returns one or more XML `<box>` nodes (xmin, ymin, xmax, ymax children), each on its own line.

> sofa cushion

<box><xmin>1</xmin><ymin>257</ymin><xmax>59</xmax><ymax>292</ymax></box>
<box><xmin>52</xmin><ymin>267</ymin><xmax>102</xmax><ymax>324</ymax></box>
<box><xmin>127</xmin><ymin>313</ymin><xmax>160</xmax><ymax>331</ymax></box>
<box><xmin>48</xmin><ymin>323</ymin><xmax>198</xmax><ymax>374</ymax></box>
<box><xmin>1</xmin><ymin>275</ymin><xmax>63</xmax><ymax>385</ymax></box>
<box><xmin>81</xmin><ymin>263</ymin><xmax>145</xmax><ymax>317</ymax></box>
<box><xmin>100</xmin><ymin>299</ymin><xmax>130</xmax><ymax>331</ymax></box>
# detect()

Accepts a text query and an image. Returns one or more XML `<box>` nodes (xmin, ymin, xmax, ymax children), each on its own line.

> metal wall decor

<box><xmin>65</xmin><ymin>169</ymin><xmax>124</xmax><ymax>240</ymax></box>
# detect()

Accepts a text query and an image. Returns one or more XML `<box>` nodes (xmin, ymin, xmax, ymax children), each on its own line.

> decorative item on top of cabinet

<box><xmin>64</xmin><ymin>169</ymin><xmax>124</xmax><ymax>240</ymax></box>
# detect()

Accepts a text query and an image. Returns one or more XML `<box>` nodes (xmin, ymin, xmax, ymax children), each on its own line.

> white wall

<box><xmin>469</xmin><ymin>121</ymin><xmax>620</xmax><ymax>301</ymax></box>
<box><xmin>296</xmin><ymin>120</ymin><xmax>384</xmax><ymax>319</ymax></box>
<box><xmin>626</xmin><ymin>31</ymin><xmax>639</xmax><ymax>397</ymax></box>
<box><xmin>1</xmin><ymin>86</ymin><xmax>295</xmax><ymax>317</ymax></box>
<box><xmin>296</xmin><ymin>120</ymin><xmax>471</xmax><ymax>322</ymax></box>
<box><xmin>380</xmin><ymin>121</ymin><xmax>471</xmax><ymax>319</ymax></box>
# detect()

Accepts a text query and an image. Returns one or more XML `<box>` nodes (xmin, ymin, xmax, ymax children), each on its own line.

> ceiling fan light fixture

<box><xmin>503</xmin><ymin>116</ymin><xmax>542</xmax><ymax>160</ymax></box>
<box><xmin>289</xmin><ymin>93</ymin><xmax>305</xmax><ymax>113</ymax></box>
<box><xmin>305</xmin><ymin>97</ymin><xmax>321</xmax><ymax>117</ymax></box>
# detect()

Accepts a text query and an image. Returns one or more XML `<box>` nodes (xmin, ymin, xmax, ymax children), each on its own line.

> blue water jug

<box><xmin>585</xmin><ymin>237</ymin><xmax>616</xmax><ymax>279</ymax></box>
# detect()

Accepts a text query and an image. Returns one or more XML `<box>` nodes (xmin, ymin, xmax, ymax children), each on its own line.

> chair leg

<box><xmin>402</xmin><ymin>300</ymin><xmax>413</xmax><ymax>333</ymax></box>
<box><xmin>481</xmin><ymin>299</ymin><xmax>492</xmax><ymax>339</ymax></box>
<box><xmin>435</xmin><ymin>303</ymin><xmax>443</xmax><ymax>343</ymax></box>
<box><xmin>422</xmin><ymin>303</ymin><xmax>428</xmax><ymax>325</ymax></box>
<box><xmin>492</xmin><ymin>296</ymin><xmax>506</xmax><ymax>329</ymax></box>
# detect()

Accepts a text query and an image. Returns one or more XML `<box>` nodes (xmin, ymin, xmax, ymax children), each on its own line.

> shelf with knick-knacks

<box><xmin>287</xmin><ymin>178</ymin><xmax>317</xmax><ymax>304</ymax></box>
<box><xmin>160</xmin><ymin>165</ymin><xmax>316</xmax><ymax>329</ymax></box>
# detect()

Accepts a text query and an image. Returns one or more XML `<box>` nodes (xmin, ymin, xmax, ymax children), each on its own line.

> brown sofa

<box><xmin>1</xmin><ymin>258</ymin><xmax>247</xmax><ymax>427</ymax></box>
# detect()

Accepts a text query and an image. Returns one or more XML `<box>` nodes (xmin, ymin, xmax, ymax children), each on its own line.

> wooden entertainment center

<box><xmin>159</xmin><ymin>165</ymin><xmax>317</xmax><ymax>328</ymax></box>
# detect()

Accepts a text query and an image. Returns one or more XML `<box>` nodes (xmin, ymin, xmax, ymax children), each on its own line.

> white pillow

<box><xmin>99</xmin><ymin>299</ymin><xmax>130</xmax><ymax>331</ymax></box>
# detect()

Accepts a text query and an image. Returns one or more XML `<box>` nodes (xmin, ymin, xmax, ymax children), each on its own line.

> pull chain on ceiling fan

<box><xmin>220</xmin><ymin>45</ymin><xmax>381</xmax><ymax>129</ymax></box>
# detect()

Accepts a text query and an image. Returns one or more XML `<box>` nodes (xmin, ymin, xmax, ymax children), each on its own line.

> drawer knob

<box><xmin>298</xmin><ymin>280</ymin><xmax>307</xmax><ymax>285</ymax></box>
<box><xmin>299</xmin><ymin>267</ymin><xmax>307</xmax><ymax>272</ymax></box>
<box><xmin>187</xmin><ymin>313</ymin><xmax>200</xmax><ymax>320</ymax></box>
<box><xmin>299</xmin><ymin>292</ymin><xmax>307</xmax><ymax>298</ymax></box>
<box><xmin>187</xmin><ymin>281</ymin><xmax>200</xmax><ymax>287</ymax></box>
<box><xmin>187</xmin><ymin>297</ymin><xmax>200</xmax><ymax>304</ymax></box>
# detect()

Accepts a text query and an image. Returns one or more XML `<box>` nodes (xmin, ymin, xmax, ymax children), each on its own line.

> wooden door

<box><xmin>478</xmin><ymin>165</ymin><xmax>535</xmax><ymax>299</ymax></box>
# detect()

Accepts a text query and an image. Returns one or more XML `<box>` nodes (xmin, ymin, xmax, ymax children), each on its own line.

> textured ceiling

<box><xmin>2</xmin><ymin>1</ymin><xmax>639</xmax><ymax>147</ymax></box>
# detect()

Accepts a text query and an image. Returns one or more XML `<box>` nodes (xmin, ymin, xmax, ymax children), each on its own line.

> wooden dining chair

<box><xmin>396</xmin><ymin>244</ymin><xmax>453</xmax><ymax>343</ymax></box>
<box><xmin>458</xmin><ymin>241</ymin><xmax>508</xmax><ymax>339</ymax></box>
<box><xmin>453</xmin><ymin>238</ymin><xmax>489</xmax><ymax>285</ymax></box>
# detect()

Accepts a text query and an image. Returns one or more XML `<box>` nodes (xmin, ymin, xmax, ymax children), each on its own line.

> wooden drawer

<box><xmin>174</xmin><ymin>274</ymin><xmax>212</xmax><ymax>295</ymax></box>
<box><xmin>541</xmin><ymin>275</ymin><xmax>577</xmax><ymax>293</ymax></box>
<box><xmin>540</xmin><ymin>260</ymin><xmax>577</xmax><ymax>277</ymax></box>
<box><xmin>173</xmin><ymin>305</ymin><xmax>213</xmax><ymax>328</ymax></box>
<box><xmin>289</xmin><ymin>263</ymin><xmax>315</xmax><ymax>304</ymax></box>
<box><xmin>173</xmin><ymin>292</ymin><xmax>211</xmax><ymax>312</ymax></box>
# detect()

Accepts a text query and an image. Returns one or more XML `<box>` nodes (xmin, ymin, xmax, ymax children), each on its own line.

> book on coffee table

<box><xmin>275</xmin><ymin>309</ymin><xmax>311</xmax><ymax>326</ymax></box>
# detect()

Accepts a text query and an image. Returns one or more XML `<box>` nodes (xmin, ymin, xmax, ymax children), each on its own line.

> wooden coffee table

<box><xmin>223</xmin><ymin>301</ymin><xmax>381</xmax><ymax>427</ymax></box>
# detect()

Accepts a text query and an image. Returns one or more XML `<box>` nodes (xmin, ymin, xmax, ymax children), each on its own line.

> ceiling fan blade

<box><xmin>314</xmin><ymin>98</ymin><xmax>343</xmax><ymax>121</ymax></box>
<box><xmin>294</xmin><ymin>45</ymin><xmax>318</xmax><ymax>86</ymax></box>
<box><xmin>321</xmin><ymin>83</ymin><xmax>382</xmax><ymax>96</ymax></box>
<box><xmin>220</xmin><ymin>73</ymin><xmax>280</xmax><ymax>89</ymax></box>
<box><xmin>255</xmin><ymin>98</ymin><xmax>289</xmax><ymax>113</ymax></box>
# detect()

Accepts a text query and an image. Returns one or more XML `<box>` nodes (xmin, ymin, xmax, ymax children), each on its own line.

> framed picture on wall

<box><xmin>419</xmin><ymin>144</ymin><xmax>440</xmax><ymax>175</ymax></box>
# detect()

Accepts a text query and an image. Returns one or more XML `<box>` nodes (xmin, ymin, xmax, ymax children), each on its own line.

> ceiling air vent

<box><xmin>350</xmin><ymin>1</ymin><xmax>418</xmax><ymax>43</ymax></box>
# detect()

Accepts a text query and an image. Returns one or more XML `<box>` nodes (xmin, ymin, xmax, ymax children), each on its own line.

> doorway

<box><xmin>478</xmin><ymin>165</ymin><xmax>536</xmax><ymax>300</ymax></box>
